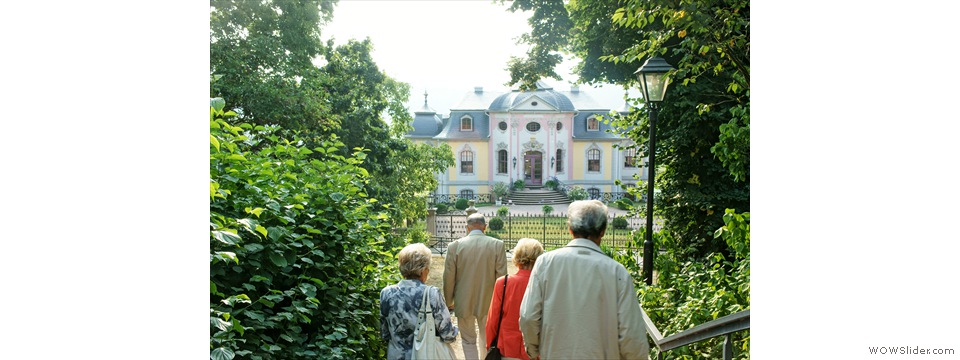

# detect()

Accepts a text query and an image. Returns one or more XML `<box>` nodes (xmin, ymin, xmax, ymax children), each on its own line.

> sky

<box><xmin>321</xmin><ymin>0</ymin><xmax>639</xmax><ymax>117</ymax></box>
<box><xmin>2</xmin><ymin>1</ymin><xmax>960</xmax><ymax>358</ymax></box>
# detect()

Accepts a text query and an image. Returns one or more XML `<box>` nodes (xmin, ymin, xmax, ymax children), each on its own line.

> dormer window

<box><xmin>587</xmin><ymin>116</ymin><xmax>599</xmax><ymax>131</ymax></box>
<box><xmin>460</xmin><ymin>116</ymin><xmax>473</xmax><ymax>131</ymax></box>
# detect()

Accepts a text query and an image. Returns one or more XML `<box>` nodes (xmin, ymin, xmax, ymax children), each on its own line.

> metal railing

<box><xmin>554</xmin><ymin>179</ymin><xmax>637</xmax><ymax>203</ymax></box>
<box><xmin>427</xmin><ymin>193</ymin><xmax>493</xmax><ymax>206</ymax></box>
<box><xmin>642</xmin><ymin>308</ymin><xmax>750</xmax><ymax>360</ymax></box>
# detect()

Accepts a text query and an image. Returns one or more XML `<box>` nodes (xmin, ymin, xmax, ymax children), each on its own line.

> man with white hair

<box><xmin>519</xmin><ymin>200</ymin><xmax>650</xmax><ymax>359</ymax></box>
<box><xmin>444</xmin><ymin>213</ymin><xmax>508</xmax><ymax>359</ymax></box>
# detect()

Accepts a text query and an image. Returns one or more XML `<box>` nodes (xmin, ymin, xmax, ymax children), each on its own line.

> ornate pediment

<box><xmin>522</xmin><ymin>138</ymin><xmax>544</xmax><ymax>152</ymax></box>
<box><xmin>497</xmin><ymin>142</ymin><xmax>508</xmax><ymax>150</ymax></box>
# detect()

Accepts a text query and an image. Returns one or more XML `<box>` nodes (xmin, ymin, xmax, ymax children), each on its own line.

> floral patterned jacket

<box><xmin>380</xmin><ymin>279</ymin><xmax>458</xmax><ymax>360</ymax></box>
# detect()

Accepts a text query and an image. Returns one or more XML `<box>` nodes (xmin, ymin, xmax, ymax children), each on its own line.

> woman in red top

<box><xmin>485</xmin><ymin>238</ymin><xmax>544</xmax><ymax>360</ymax></box>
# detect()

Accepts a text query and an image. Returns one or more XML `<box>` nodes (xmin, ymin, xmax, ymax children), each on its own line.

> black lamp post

<box><xmin>512</xmin><ymin>156</ymin><xmax>517</xmax><ymax>169</ymax></box>
<box><xmin>635</xmin><ymin>56</ymin><xmax>673</xmax><ymax>285</ymax></box>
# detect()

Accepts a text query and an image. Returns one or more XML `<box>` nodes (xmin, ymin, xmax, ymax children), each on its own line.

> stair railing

<box><xmin>641</xmin><ymin>308</ymin><xmax>750</xmax><ymax>360</ymax></box>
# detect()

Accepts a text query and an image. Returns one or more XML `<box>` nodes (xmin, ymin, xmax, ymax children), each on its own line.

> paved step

<box><xmin>504</xmin><ymin>189</ymin><xmax>571</xmax><ymax>205</ymax></box>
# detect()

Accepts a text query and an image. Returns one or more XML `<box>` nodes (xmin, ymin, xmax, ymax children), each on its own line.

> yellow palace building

<box><xmin>406</xmin><ymin>81</ymin><xmax>645</xmax><ymax>203</ymax></box>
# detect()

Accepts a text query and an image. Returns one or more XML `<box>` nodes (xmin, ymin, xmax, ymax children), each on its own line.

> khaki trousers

<box><xmin>457</xmin><ymin>314</ymin><xmax>487</xmax><ymax>360</ymax></box>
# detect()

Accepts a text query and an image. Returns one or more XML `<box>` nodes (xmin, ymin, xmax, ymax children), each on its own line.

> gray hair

<box><xmin>466</xmin><ymin>213</ymin><xmax>486</xmax><ymax>227</ymax></box>
<box><xmin>513</xmin><ymin>238</ymin><xmax>544</xmax><ymax>268</ymax></box>
<box><xmin>397</xmin><ymin>243</ymin><xmax>432</xmax><ymax>279</ymax></box>
<box><xmin>567</xmin><ymin>200</ymin><xmax>608</xmax><ymax>239</ymax></box>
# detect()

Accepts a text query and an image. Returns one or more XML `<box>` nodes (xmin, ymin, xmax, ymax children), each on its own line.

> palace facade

<box><xmin>406</xmin><ymin>82</ymin><xmax>645</xmax><ymax>201</ymax></box>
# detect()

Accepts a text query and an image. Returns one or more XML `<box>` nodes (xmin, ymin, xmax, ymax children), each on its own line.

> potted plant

<box><xmin>491</xmin><ymin>181</ymin><xmax>509</xmax><ymax>206</ymax></box>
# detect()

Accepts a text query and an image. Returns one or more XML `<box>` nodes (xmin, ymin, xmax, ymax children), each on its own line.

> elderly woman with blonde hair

<box><xmin>380</xmin><ymin>243</ymin><xmax>458</xmax><ymax>360</ymax></box>
<box><xmin>484</xmin><ymin>238</ymin><xmax>545</xmax><ymax>360</ymax></box>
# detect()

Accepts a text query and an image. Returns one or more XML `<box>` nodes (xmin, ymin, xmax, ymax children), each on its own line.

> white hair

<box><xmin>567</xmin><ymin>200</ymin><xmax>608</xmax><ymax>238</ymax></box>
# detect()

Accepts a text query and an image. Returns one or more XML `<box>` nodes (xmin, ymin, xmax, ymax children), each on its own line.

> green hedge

<box><xmin>210</xmin><ymin>100</ymin><xmax>397</xmax><ymax>359</ymax></box>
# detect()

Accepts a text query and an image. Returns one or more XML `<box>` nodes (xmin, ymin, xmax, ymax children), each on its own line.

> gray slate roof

<box><xmin>572</xmin><ymin>111</ymin><xmax>623</xmax><ymax>140</ymax></box>
<box><xmin>407</xmin><ymin>83</ymin><xmax>627</xmax><ymax>140</ymax></box>
<box><xmin>488</xmin><ymin>88</ymin><xmax>576</xmax><ymax>112</ymax></box>
<box><xmin>432</xmin><ymin>110</ymin><xmax>489</xmax><ymax>140</ymax></box>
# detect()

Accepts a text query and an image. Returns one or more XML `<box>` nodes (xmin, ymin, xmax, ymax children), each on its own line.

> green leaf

<box><xmin>210</xmin><ymin>98</ymin><xmax>226</xmax><ymax>112</ymax></box>
<box><xmin>211</xmin><ymin>135</ymin><xmax>220</xmax><ymax>152</ymax></box>
<box><xmin>211</xmin><ymin>347</ymin><xmax>235</xmax><ymax>360</ymax></box>
<box><xmin>212</xmin><ymin>317</ymin><xmax>231</xmax><ymax>332</ymax></box>
<box><xmin>212</xmin><ymin>230</ymin><xmax>241</xmax><ymax>246</ymax></box>
<box><xmin>216</xmin><ymin>251</ymin><xmax>239</xmax><ymax>264</ymax></box>
<box><xmin>330</xmin><ymin>192</ymin><xmax>345</xmax><ymax>202</ymax></box>
<box><xmin>255</xmin><ymin>225</ymin><xmax>268</xmax><ymax>238</ymax></box>
<box><xmin>232</xmin><ymin>318</ymin><xmax>244</xmax><ymax>336</ymax></box>
<box><xmin>246</xmin><ymin>207</ymin><xmax>265</xmax><ymax>217</ymax></box>
<box><xmin>269</xmin><ymin>253</ymin><xmax>288</xmax><ymax>267</ymax></box>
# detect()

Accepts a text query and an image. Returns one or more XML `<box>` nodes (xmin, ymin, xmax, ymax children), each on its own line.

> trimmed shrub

<box><xmin>568</xmin><ymin>186</ymin><xmax>588</xmax><ymax>201</ymax></box>
<box><xmin>513</xmin><ymin>179</ymin><xmax>525</xmax><ymax>191</ymax></box>
<box><xmin>454</xmin><ymin>198</ymin><xmax>469</xmax><ymax>210</ymax></box>
<box><xmin>542</xmin><ymin>205</ymin><xmax>554</xmax><ymax>215</ymax></box>
<box><xmin>612</xmin><ymin>216</ymin><xmax>629</xmax><ymax>229</ymax></box>
<box><xmin>615</xmin><ymin>197</ymin><xmax>634</xmax><ymax>210</ymax></box>
<box><xmin>435</xmin><ymin>203</ymin><xmax>448</xmax><ymax>214</ymax></box>
<box><xmin>489</xmin><ymin>217</ymin><xmax>505</xmax><ymax>231</ymax></box>
<box><xmin>497</xmin><ymin>206</ymin><xmax>510</xmax><ymax>217</ymax></box>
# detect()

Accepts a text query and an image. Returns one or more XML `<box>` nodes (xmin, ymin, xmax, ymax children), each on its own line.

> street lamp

<box><xmin>635</xmin><ymin>56</ymin><xmax>673</xmax><ymax>285</ymax></box>
<box><xmin>550</xmin><ymin>155</ymin><xmax>555</xmax><ymax>169</ymax></box>
<box><xmin>512</xmin><ymin>156</ymin><xmax>517</xmax><ymax>169</ymax></box>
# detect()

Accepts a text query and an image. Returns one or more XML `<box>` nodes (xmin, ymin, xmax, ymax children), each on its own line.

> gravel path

<box><xmin>427</xmin><ymin>255</ymin><xmax>519</xmax><ymax>359</ymax></box>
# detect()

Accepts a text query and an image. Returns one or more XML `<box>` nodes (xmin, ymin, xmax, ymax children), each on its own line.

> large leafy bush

<box><xmin>210</xmin><ymin>100</ymin><xmax>398</xmax><ymax>359</ymax></box>
<box><xmin>610</xmin><ymin>210</ymin><xmax>750</xmax><ymax>359</ymax></box>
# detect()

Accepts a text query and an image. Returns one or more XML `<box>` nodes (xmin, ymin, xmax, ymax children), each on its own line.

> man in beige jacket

<box><xmin>519</xmin><ymin>200</ymin><xmax>650</xmax><ymax>359</ymax></box>
<box><xmin>443</xmin><ymin>213</ymin><xmax>507</xmax><ymax>360</ymax></box>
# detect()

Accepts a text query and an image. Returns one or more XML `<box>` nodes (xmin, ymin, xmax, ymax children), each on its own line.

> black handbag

<box><xmin>485</xmin><ymin>275</ymin><xmax>507</xmax><ymax>360</ymax></box>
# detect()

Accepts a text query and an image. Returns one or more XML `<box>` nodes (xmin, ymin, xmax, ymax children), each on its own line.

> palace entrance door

<box><xmin>523</xmin><ymin>152</ymin><xmax>543</xmax><ymax>186</ymax></box>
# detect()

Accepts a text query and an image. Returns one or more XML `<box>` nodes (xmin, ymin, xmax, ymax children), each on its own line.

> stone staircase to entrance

<box><xmin>507</xmin><ymin>189</ymin><xmax>571</xmax><ymax>205</ymax></box>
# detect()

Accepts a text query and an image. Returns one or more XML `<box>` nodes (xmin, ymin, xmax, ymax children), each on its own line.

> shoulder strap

<box><xmin>491</xmin><ymin>275</ymin><xmax>508</xmax><ymax>346</ymax></box>
<box><xmin>419</xmin><ymin>285</ymin><xmax>432</xmax><ymax>314</ymax></box>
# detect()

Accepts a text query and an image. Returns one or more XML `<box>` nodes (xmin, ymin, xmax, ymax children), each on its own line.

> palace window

<box><xmin>556</xmin><ymin>122</ymin><xmax>563</xmax><ymax>131</ymax></box>
<box><xmin>498</xmin><ymin>121</ymin><xmax>507</xmax><ymax>131</ymax></box>
<box><xmin>588</xmin><ymin>148</ymin><xmax>600</xmax><ymax>172</ymax></box>
<box><xmin>555</xmin><ymin>149</ymin><xmax>563</xmax><ymax>172</ymax></box>
<box><xmin>460</xmin><ymin>150</ymin><xmax>474</xmax><ymax>174</ymax></box>
<box><xmin>460</xmin><ymin>189</ymin><xmax>475</xmax><ymax>200</ymax></box>
<box><xmin>498</xmin><ymin>150</ymin><xmax>508</xmax><ymax>174</ymax></box>
<box><xmin>588</xmin><ymin>188</ymin><xmax>601</xmax><ymax>200</ymax></box>
<box><xmin>587</xmin><ymin>116</ymin><xmax>599</xmax><ymax>131</ymax></box>
<box><xmin>526</xmin><ymin>122</ymin><xmax>541</xmax><ymax>132</ymax></box>
<box><xmin>460</xmin><ymin>116</ymin><xmax>473</xmax><ymax>131</ymax></box>
<box><xmin>624</xmin><ymin>148</ymin><xmax>637</xmax><ymax>168</ymax></box>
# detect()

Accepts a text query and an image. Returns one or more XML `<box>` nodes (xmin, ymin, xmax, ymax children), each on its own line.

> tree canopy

<box><xmin>210</xmin><ymin>0</ymin><xmax>452</xmax><ymax>227</ymax></box>
<box><xmin>505</xmin><ymin>0</ymin><xmax>750</xmax><ymax>257</ymax></box>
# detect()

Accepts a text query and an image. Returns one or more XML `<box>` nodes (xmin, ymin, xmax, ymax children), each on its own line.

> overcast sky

<box><xmin>322</xmin><ymin>0</ymin><xmax>638</xmax><ymax>117</ymax></box>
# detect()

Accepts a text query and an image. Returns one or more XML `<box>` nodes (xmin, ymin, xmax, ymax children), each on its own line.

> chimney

<box><xmin>474</xmin><ymin>86</ymin><xmax>483</xmax><ymax>93</ymax></box>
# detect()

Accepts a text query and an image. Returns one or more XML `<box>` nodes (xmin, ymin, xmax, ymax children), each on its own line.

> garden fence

<box><xmin>428</xmin><ymin>211</ymin><xmax>661</xmax><ymax>255</ymax></box>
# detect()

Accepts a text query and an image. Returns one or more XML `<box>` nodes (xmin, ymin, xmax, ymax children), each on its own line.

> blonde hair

<box><xmin>513</xmin><ymin>238</ymin><xmax>544</xmax><ymax>268</ymax></box>
<box><xmin>398</xmin><ymin>243</ymin><xmax>432</xmax><ymax>279</ymax></box>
